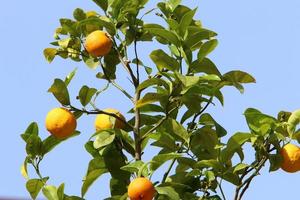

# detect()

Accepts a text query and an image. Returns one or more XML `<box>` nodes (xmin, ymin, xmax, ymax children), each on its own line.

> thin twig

<box><xmin>70</xmin><ymin>106</ymin><xmax>134</xmax><ymax>130</ymax></box>
<box><xmin>218</xmin><ymin>178</ymin><xmax>227</xmax><ymax>200</ymax></box>
<box><xmin>238</xmin><ymin>157</ymin><xmax>267</xmax><ymax>200</ymax></box>
<box><xmin>188</xmin><ymin>96</ymin><xmax>214</xmax><ymax>131</ymax></box>
<box><xmin>99</xmin><ymin>61</ymin><xmax>134</xmax><ymax>101</ymax></box>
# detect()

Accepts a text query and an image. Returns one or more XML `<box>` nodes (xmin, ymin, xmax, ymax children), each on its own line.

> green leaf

<box><xmin>269</xmin><ymin>154</ymin><xmax>283</xmax><ymax>172</ymax></box>
<box><xmin>78</xmin><ymin>16</ymin><xmax>115</xmax><ymax>35</ymax></box>
<box><xmin>21</xmin><ymin>157</ymin><xmax>30</xmax><ymax>179</ymax></box>
<box><xmin>150</xmin><ymin>49</ymin><xmax>180</xmax><ymax>72</ymax></box>
<box><xmin>222</xmin><ymin>70</ymin><xmax>256</xmax><ymax>93</ymax></box>
<box><xmin>205</xmin><ymin>171</ymin><xmax>215</xmax><ymax>182</ymax></box>
<box><xmin>73</xmin><ymin>8</ymin><xmax>86</xmax><ymax>21</ymax></box>
<box><xmin>162</xmin><ymin>118</ymin><xmax>190</xmax><ymax>144</ymax></box>
<box><xmin>185</xmin><ymin>28</ymin><xmax>217</xmax><ymax>50</ymax></box>
<box><xmin>190</xmin><ymin>127</ymin><xmax>219</xmax><ymax>160</ymax></box>
<box><xmin>223</xmin><ymin>70</ymin><xmax>256</xmax><ymax>84</ymax></box>
<box><xmin>44</xmin><ymin>48</ymin><xmax>57</xmax><ymax>63</ymax></box>
<box><xmin>136</xmin><ymin>93</ymin><xmax>168</xmax><ymax>109</ymax></box>
<box><xmin>64</xmin><ymin>68</ymin><xmax>77</xmax><ymax>86</ymax></box>
<box><xmin>120</xmin><ymin>161</ymin><xmax>148</xmax><ymax>177</ymax></box>
<box><xmin>179</xmin><ymin>8</ymin><xmax>196</xmax><ymax>37</ymax></box>
<box><xmin>60</xmin><ymin>18</ymin><xmax>78</xmax><ymax>36</ymax></box>
<box><xmin>128</xmin><ymin>104</ymin><xmax>164</xmax><ymax>113</ymax></box>
<box><xmin>92</xmin><ymin>0</ymin><xmax>108</xmax><ymax>11</ymax></box>
<box><xmin>207</xmin><ymin>195</ymin><xmax>222</xmax><ymax>200</ymax></box>
<box><xmin>137</xmin><ymin>78</ymin><xmax>170</xmax><ymax>92</ymax></box>
<box><xmin>79</xmin><ymin>85</ymin><xmax>97</xmax><ymax>106</ymax></box>
<box><xmin>233</xmin><ymin>163</ymin><xmax>248</xmax><ymax>174</ymax></box>
<box><xmin>175</xmin><ymin>72</ymin><xmax>200</xmax><ymax>88</ymax></box>
<box><xmin>196</xmin><ymin>160</ymin><xmax>223</xmax><ymax>171</ymax></box>
<box><xmin>244</xmin><ymin>108</ymin><xmax>276</xmax><ymax>135</ymax></box>
<box><xmin>198</xmin><ymin>39</ymin><xmax>218</xmax><ymax>60</ymax></box>
<box><xmin>42</xmin><ymin>185</ymin><xmax>59</xmax><ymax>200</ymax></box>
<box><xmin>189</xmin><ymin>58</ymin><xmax>222</xmax><ymax>76</ymax></box>
<box><xmin>26</xmin><ymin>135</ymin><xmax>42</xmax><ymax>158</ymax></box>
<box><xmin>26</xmin><ymin>178</ymin><xmax>48</xmax><ymax>200</ymax></box>
<box><xmin>167</xmin><ymin>0</ymin><xmax>181</xmax><ymax>11</ymax></box>
<box><xmin>199</xmin><ymin>113</ymin><xmax>227</xmax><ymax>137</ymax></box>
<box><xmin>221</xmin><ymin>132</ymin><xmax>252</xmax><ymax>162</ymax></box>
<box><xmin>93</xmin><ymin>131</ymin><xmax>116</xmax><ymax>149</ymax></box>
<box><xmin>83</xmin><ymin>56</ymin><xmax>100</xmax><ymax>69</ymax></box>
<box><xmin>156</xmin><ymin>186</ymin><xmax>180</xmax><ymax>200</ymax></box>
<box><xmin>150</xmin><ymin>153</ymin><xmax>181</xmax><ymax>171</ymax></box>
<box><xmin>81</xmin><ymin>157</ymin><xmax>108</xmax><ymax>197</ymax></box>
<box><xmin>21</xmin><ymin>122</ymin><xmax>39</xmax><ymax>142</ymax></box>
<box><xmin>288</xmin><ymin>109</ymin><xmax>300</xmax><ymax>136</ymax></box>
<box><xmin>149</xmin><ymin>132</ymin><xmax>178</xmax><ymax>152</ymax></box>
<box><xmin>57</xmin><ymin>183</ymin><xmax>65</xmax><ymax>200</ymax></box>
<box><xmin>48</xmin><ymin>79</ymin><xmax>70</xmax><ymax>106</ymax></box>
<box><xmin>145</xmin><ymin>28</ymin><xmax>180</xmax><ymax>46</ymax></box>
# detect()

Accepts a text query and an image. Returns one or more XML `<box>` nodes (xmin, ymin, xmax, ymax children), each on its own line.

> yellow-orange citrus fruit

<box><xmin>86</xmin><ymin>11</ymin><xmax>97</xmax><ymax>18</ymax></box>
<box><xmin>45</xmin><ymin>108</ymin><xmax>77</xmax><ymax>139</ymax></box>
<box><xmin>280</xmin><ymin>143</ymin><xmax>300</xmax><ymax>173</ymax></box>
<box><xmin>128</xmin><ymin>177</ymin><xmax>155</xmax><ymax>200</ymax></box>
<box><xmin>85</xmin><ymin>30</ymin><xmax>112</xmax><ymax>57</ymax></box>
<box><xmin>94</xmin><ymin>108</ymin><xmax>125</xmax><ymax>131</ymax></box>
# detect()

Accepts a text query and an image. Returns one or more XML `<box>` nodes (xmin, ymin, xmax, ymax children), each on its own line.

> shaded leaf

<box><xmin>21</xmin><ymin>122</ymin><xmax>39</xmax><ymax>142</ymax></box>
<box><xmin>48</xmin><ymin>79</ymin><xmax>70</xmax><ymax>106</ymax></box>
<box><xmin>79</xmin><ymin>85</ymin><xmax>97</xmax><ymax>106</ymax></box>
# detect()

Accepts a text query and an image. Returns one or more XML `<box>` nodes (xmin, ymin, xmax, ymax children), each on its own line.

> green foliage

<box><xmin>21</xmin><ymin>0</ymin><xmax>298</xmax><ymax>199</ymax></box>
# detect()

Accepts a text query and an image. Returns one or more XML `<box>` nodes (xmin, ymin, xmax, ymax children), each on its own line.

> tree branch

<box><xmin>110</xmin><ymin>36</ymin><xmax>138</xmax><ymax>87</ymax></box>
<box><xmin>134</xmin><ymin>90</ymin><xmax>142</xmax><ymax>160</ymax></box>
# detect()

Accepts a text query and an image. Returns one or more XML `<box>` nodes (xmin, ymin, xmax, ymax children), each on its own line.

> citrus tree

<box><xmin>20</xmin><ymin>0</ymin><xmax>300</xmax><ymax>199</ymax></box>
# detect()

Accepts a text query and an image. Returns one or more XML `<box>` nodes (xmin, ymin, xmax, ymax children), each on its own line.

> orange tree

<box><xmin>20</xmin><ymin>0</ymin><xmax>300</xmax><ymax>199</ymax></box>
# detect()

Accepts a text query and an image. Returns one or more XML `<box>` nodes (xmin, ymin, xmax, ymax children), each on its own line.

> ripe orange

<box><xmin>280</xmin><ymin>143</ymin><xmax>300</xmax><ymax>173</ymax></box>
<box><xmin>85</xmin><ymin>30</ymin><xmax>112</xmax><ymax>57</ymax></box>
<box><xmin>128</xmin><ymin>177</ymin><xmax>155</xmax><ymax>200</ymax></box>
<box><xmin>45</xmin><ymin>108</ymin><xmax>77</xmax><ymax>139</ymax></box>
<box><xmin>94</xmin><ymin>108</ymin><xmax>125</xmax><ymax>131</ymax></box>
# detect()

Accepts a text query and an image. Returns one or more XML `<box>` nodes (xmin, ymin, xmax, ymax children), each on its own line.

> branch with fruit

<box><xmin>21</xmin><ymin>1</ymin><xmax>300</xmax><ymax>200</ymax></box>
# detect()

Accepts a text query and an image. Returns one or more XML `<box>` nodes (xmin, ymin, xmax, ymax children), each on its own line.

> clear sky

<box><xmin>1</xmin><ymin>0</ymin><xmax>300</xmax><ymax>199</ymax></box>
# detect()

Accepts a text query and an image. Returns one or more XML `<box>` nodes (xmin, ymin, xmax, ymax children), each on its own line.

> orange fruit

<box><xmin>85</xmin><ymin>30</ymin><xmax>112</xmax><ymax>57</ymax></box>
<box><xmin>128</xmin><ymin>177</ymin><xmax>155</xmax><ymax>200</ymax></box>
<box><xmin>45</xmin><ymin>108</ymin><xmax>77</xmax><ymax>139</ymax></box>
<box><xmin>280</xmin><ymin>143</ymin><xmax>300</xmax><ymax>173</ymax></box>
<box><xmin>94</xmin><ymin>108</ymin><xmax>125</xmax><ymax>131</ymax></box>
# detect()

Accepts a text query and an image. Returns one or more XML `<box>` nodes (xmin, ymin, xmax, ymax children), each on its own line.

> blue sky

<box><xmin>1</xmin><ymin>0</ymin><xmax>300</xmax><ymax>199</ymax></box>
